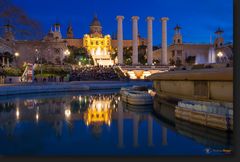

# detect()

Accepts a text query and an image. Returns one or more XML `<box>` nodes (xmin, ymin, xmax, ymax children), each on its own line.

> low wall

<box><xmin>4</xmin><ymin>76</ymin><xmax>21</xmax><ymax>84</ymax></box>
<box><xmin>149</xmin><ymin>68</ymin><xmax>233</xmax><ymax>103</ymax></box>
<box><xmin>0</xmin><ymin>81</ymin><xmax>153</xmax><ymax>96</ymax></box>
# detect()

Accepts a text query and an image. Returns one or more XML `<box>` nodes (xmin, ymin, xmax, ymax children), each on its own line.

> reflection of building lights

<box><xmin>96</xmin><ymin>103</ymin><xmax>102</xmax><ymax>111</ymax></box>
<box><xmin>65</xmin><ymin>109</ymin><xmax>71</xmax><ymax>118</ymax></box>
<box><xmin>36</xmin><ymin>113</ymin><xmax>39</xmax><ymax>121</ymax></box>
<box><xmin>16</xmin><ymin>109</ymin><xmax>20</xmax><ymax>119</ymax></box>
<box><xmin>84</xmin><ymin>98</ymin><xmax>112</xmax><ymax>126</ymax></box>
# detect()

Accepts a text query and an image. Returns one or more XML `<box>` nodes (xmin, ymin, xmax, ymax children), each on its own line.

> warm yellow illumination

<box><xmin>15</xmin><ymin>52</ymin><xmax>19</xmax><ymax>57</ymax></box>
<box><xmin>128</xmin><ymin>71</ymin><xmax>137</xmax><ymax>79</ymax></box>
<box><xmin>83</xmin><ymin>34</ymin><xmax>113</xmax><ymax>66</ymax></box>
<box><xmin>217</xmin><ymin>52</ymin><xmax>223</xmax><ymax>57</ymax></box>
<box><xmin>65</xmin><ymin>109</ymin><xmax>71</xmax><ymax>118</ymax></box>
<box><xmin>16</xmin><ymin>108</ymin><xmax>20</xmax><ymax>120</ymax></box>
<box><xmin>83</xmin><ymin>97</ymin><xmax>112</xmax><ymax>126</ymax></box>
<box><xmin>64</xmin><ymin>49</ymin><xmax>70</xmax><ymax>56</ymax></box>
<box><xmin>36</xmin><ymin>113</ymin><xmax>39</xmax><ymax>121</ymax></box>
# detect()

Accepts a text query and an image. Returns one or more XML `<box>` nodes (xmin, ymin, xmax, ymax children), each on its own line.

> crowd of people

<box><xmin>70</xmin><ymin>66</ymin><xmax>128</xmax><ymax>81</ymax></box>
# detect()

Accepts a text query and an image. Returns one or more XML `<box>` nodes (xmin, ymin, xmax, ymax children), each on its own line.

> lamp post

<box><xmin>64</xmin><ymin>49</ymin><xmax>70</xmax><ymax>65</ymax></box>
<box><xmin>35</xmin><ymin>49</ymin><xmax>43</xmax><ymax>82</ymax></box>
<box><xmin>64</xmin><ymin>49</ymin><xmax>70</xmax><ymax>56</ymax></box>
<box><xmin>14</xmin><ymin>52</ymin><xmax>19</xmax><ymax>67</ymax></box>
<box><xmin>217</xmin><ymin>51</ymin><xmax>223</xmax><ymax>63</ymax></box>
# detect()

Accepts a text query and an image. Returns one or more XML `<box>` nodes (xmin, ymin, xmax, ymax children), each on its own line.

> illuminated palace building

<box><xmin>83</xmin><ymin>16</ymin><xmax>113</xmax><ymax>66</ymax></box>
<box><xmin>65</xmin><ymin>15</ymin><xmax>147</xmax><ymax>66</ymax></box>
<box><xmin>0</xmin><ymin>15</ymin><xmax>232</xmax><ymax>68</ymax></box>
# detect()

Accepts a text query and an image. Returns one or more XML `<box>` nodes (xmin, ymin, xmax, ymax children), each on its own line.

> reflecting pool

<box><xmin>0</xmin><ymin>90</ymin><xmax>233</xmax><ymax>156</ymax></box>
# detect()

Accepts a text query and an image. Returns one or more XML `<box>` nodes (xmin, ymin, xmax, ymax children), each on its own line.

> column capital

<box><xmin>146</xmin><ymin>16</ymin><xmax>155</xmax><ymax>21</ymax></box>
<box><xmin>161</xmin><ymin>17</ymin><xmax>169</xmax><ymax>21</ymax></box>
<box><xmin>132</xmin><ymin>16</ymin><xmax>140</xmax><ymax>21</ymax></box>
<box><xmin>116</xmin><ymin>16</ymin><xmax>124</xmax><ymax>20</ymax></box>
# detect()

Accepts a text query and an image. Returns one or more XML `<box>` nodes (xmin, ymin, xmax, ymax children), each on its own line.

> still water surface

<box><xmin>0</xmin><ymin>90</ymin><xmax>233</xmax><ymax>156</ymax></box>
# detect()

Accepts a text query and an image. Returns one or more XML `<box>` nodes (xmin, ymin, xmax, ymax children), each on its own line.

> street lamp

<box><xmin>217</xmin><ymin>51</ymin><xmax>223</xmax><ymax>63</ymax></box>
<box><xmin>14</xmin><ymin>52</ymin><xmax>19</xmax><ymax>57</ymax></box>
<box><xmin>35</xmin><ymin>48</ymin><xmax>43</xmax><ymax>82</ymax></box>
<box><xmin>64</xmin><ymin>49</ymin><xmax>70</xmax><ymax>56</ymax></box>
<box><xmin>14</xmin><ymin>52</ymin><xmax>19</xmax><ymax>67</ymax></box>
<box><xmin>217</xmin><ymin>51</ymin><xmax>223</xmax><ymax>57</ymax></box>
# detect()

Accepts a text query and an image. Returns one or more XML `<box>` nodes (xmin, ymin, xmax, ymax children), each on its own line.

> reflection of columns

<box><xmin>162</xmin><ymin>126</ymin><xmax>168</xmax><ymax>146</ymax></box>
<box><xmin>148</xmin><ymin>114</ymin><xmax>153</xmax><ymax>147</ymax></box>
<box><xmin>2</xmin><ymin>57</ymin><xmax>5</xmax><ymax>66</ymax></box>
<box><xmin>147</xmin><ymin>17</ymin><xmax>154</xmax><ymax>65</ymax></box>
<box><xmin>118</xmin><ymin>101</ymin><xmax>124</xmax><ymax>148</ymax></box>
<box><xmin>161</xmin><ymin>17</ymin><xmax>169</xmax><ymax>65</ymax></box>
<box><xmin>116</xmin><ymin>16</ymin><xmax>124</xmax><ymax>65</ymax></box>
<box><xmin>132</xmin><ymin>16</ymin><xmax>139</xmax><ymax>65</ymax></box>
<box><xmin>133</xmin><ymin>113</ymin><xmax>139</xmax><ymax>147</ymax></box>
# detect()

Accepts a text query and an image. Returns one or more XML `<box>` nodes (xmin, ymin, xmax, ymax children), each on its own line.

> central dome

<box><xmin>90</xmin><ymin>15</ymin><xmax>102</xmax><ymax>27</ymax></box>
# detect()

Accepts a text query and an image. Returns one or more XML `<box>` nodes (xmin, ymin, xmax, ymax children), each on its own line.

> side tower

<box><xmin>67</xmin><ymin>23</ymin><xmax>74</xmax><ymax>39</ymax></box>
<box><xmin>173</xmin><ymin>24</ymin><xmax>182</xmax><ymax>44</ymax></box>
<box><xmin>214</xmin><ymin>27</ymin><xmax>224</xmax><ymax>48</ymax></box>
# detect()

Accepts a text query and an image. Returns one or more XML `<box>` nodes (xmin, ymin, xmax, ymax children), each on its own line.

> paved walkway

<box><xmin>0</xmin><ymin>80</ymin><xmax>153</xmax><ymax>96</ymax></box>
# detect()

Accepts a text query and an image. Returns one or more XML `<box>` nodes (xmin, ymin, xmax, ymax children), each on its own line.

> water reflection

<box><xmin>0</xmin><ymin>91</ymin><xmax>233</xmax><ymax>155</ymax></box>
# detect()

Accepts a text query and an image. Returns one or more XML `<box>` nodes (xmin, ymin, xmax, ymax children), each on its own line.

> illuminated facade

<box><xmin>83</xmin><ymin>16</ymin><xmax>114</xmax><ymax>66</ymax></box>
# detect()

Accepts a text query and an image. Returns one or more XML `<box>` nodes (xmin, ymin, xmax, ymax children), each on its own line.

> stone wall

<box><xmin>150</xmin><ymin>68</ymin><xmax>233</xmax><ymax>103</ymax></box>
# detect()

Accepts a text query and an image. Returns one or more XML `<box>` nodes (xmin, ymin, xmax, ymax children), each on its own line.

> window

<box><xmin>177</xmin><ymin>50</ymin><xmax>182</xmax><ymax>56</ymax></box>
<box><xmin>178</xmin><ymin>39</ymin><xmax>181</xmax><ymax>43</ymax></box>
<box><xmin>172</xmin><ymin>51</ymin><xmax>175</xmax><ymax>57</ymax></box>
<box><xmin>194</xmin><ymin>81</ymin><xmax>208</xmax><ymax>97</ymax></box>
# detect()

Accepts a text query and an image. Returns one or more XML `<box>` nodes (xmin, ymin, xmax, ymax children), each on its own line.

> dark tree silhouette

<box><xmin>0</xmin><ymin>0</ymin><xmax>43</xmax><ymax>39</ymax></box>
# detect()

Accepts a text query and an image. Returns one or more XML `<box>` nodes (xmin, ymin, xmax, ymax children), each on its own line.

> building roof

<box><xmin>215</xmin><ymin>27</ymin><xmax>224</xmax><ymax>34</ymax></box>
<box><xmin>90</xmin><ymin>15</ymin><xmax>102</xmax><ymax>27</ymax></box>
<box><xmin>174</xmin><ymin>24</ymin><xmax>182</xmax><ymax>30</ymax></box>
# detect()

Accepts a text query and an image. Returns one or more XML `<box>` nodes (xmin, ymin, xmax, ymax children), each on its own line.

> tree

<box><xmin>63</xmin><ymin>46</ymin><xmax>92</xmax><ymax>65</ymax></box>
<box><xmin>0</xmin><ymin>0</ymin><xmax>43</xmax><ymax>39</ymax></box>
<box><xmin>123</xmin><ymin>47</ymin><xmax>132</xmax><ymax>65</ymax></box>
<box><xmin>138</xmin><ymin>45</ymin><xmax>147</xmax><ymax>65</ymax></box>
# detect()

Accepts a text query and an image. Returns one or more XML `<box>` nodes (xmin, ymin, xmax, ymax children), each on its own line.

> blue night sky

<box><xmin>12</xmin><ymin>0</ymin><xmax>233</xmax><ymax>45</ymax></box>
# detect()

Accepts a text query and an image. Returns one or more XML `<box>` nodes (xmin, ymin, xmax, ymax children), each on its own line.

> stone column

<box><xmin>148</xmin><ymin>114</ymin><xmax>153</xmax><ymax>147</ymax></box>
<box><xmin>132</xmin><ymin>16</ymin><xmax>139</xmax><ymax>65</ymax></box>
<box><xmin>116</xmin><ymin>16</ymin><xmax>124</xmax><ymax>65</ymax></box>
<box><xmin>161</xmin><ymin>17</ymin><xmax>169</xmax><ymax>65</ymax></box>
<box><xmin>147</xmin><ymin>17</ymin><xmax>155</xmax><ymax>65</ymax></box>
<box><xmin>117</xmin><ymin>101</ymin><xmax>124</xmax><ymax>148</ymax></box>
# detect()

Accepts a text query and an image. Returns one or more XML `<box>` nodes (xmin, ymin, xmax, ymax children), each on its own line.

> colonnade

<box><xmin>116</xmin><ymin>15</ymin><xmax>169</xmax><ymax>65</ymax></box>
